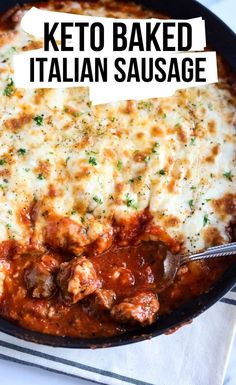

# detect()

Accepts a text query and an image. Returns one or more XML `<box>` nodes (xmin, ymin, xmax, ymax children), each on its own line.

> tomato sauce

<box><xmin>0</xmin><ymin>239</ymin><xmax>232</xmax><ymax>338</ymax></box>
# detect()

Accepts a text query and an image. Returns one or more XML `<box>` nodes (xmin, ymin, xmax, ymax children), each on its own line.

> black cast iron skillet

<box><xmin>0</xmin><ymin>0</ymin><xmax>235</xmax><ymax>348</ymax></box>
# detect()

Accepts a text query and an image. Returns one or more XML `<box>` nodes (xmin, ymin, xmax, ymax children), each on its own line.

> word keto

<box><xmin>44</xmin><ymin>21</ymin><xmax>192</xmax><ymax>52</ymax></box>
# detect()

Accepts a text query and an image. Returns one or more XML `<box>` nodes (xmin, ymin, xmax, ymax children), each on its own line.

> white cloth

<box><xmin>0</xmin><ymin>1</ymin><xmax>235</xmax><ymax>385</ymax></box>
<box><xmin>0</xmin><ymin>292</ymin><xmax>235</xmax><ymax>385</ymax></box>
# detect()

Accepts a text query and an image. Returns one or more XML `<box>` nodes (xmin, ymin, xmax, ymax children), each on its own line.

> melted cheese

<box><xmin>0</xmin><ymin>1</ymin><xmax>235</xmax><ymax>254</ymax></box>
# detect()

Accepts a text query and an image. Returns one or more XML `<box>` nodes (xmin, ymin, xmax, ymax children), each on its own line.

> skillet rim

<box><xmin>0</xmin><ymin>0</ymin><xmax>235</xmax><ymax>348</ymax></box>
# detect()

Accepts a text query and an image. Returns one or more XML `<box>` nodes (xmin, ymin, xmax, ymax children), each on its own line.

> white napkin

<box><xmin>0</xmin><ymin>291</ymin><xmax>235</xmax><ymax>385</ymax></box>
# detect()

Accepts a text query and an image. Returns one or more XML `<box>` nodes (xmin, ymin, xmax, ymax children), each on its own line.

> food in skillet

<box><xmin>0</xmin><ymin>0</ymin><xmax>235</xmax><ymax>338</ymax></box>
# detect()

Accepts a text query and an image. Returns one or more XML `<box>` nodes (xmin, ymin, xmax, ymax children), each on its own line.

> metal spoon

<box><xmin>157</xmin><ymin>242</ymin><xmax>236</xmax><ymax>291</ymax></box>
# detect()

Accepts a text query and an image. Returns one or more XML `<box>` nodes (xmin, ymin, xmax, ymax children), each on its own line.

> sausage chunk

<box><xmin>45</xmin><ymin>218</ymin><xmax>89</xmax><ymax>255</ymax></box>
<box><xmin>57</xmin><ymin>256</ymin><xmax>100</xmax><ymax>304</ymax></box>
<box><xmin>93</xmin><ymin>289</ymin><xmax>116</xmax><ymax>310</ymax></box>
<box><xmin>24</xmin><ymin>261</ymin><xmax>56</xmax><ymax>299</ymax></box>
<box><xmin>0</xmin><ymin>260</ymin><xmax>9</xmax><ymax>299</ymax></box>
<box><xmin>111</xmin><ymin>292</ymin><xmax>159</xmax><ymax>326</ymax></box>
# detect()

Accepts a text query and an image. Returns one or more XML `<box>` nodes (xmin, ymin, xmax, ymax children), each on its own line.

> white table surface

<box><xmin>0</xmin><ymin>0</ymin><xmax>235</xmax><ymax>384</ymax></box>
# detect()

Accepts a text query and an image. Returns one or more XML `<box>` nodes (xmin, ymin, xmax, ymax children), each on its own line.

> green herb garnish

<box><xmin>125</xmin><ymin>193</ymin><xmax>137</xmax><ymax>210</ymax></box>
<box><xmin>3</xmin><ymin>78</ymin><xmax>15</xmax><ymax>97</ymax></box>
<box><xmin>188</xmin><ymin>200</ymin><xmax>194</xmax><ymax>209</ymax></box>
<box><xmin>37</xmin><ymin>173</ymin><xmax>45</xmax><ymax>180</ymax></box>
<box><xmin>223</xmin><ymin>171</ymin><xmax>233</xmax><ymax>182</ymax></box>
<box><xmin>17</xmin><ymin>148</ymin><xmax>26</xmax><ymax>156</ymax></box>
<box><xmin>93</xmin><ymin>195</ymin><xmax>103</xmax><ymax>205</ymax></box>
<box><xmin>34</xmin><ymin>115</ymin><xmax>44</xmax><ymax>126</ymax></box>
<box><xmin>152</xmin><ymin>142</ymin><xmax>160</xmax><ymax>154</ymax></box>
<box><xmin>89</xmin><ymin>156</ymin><xmax>97</xmax><ymax>166</ymax></box>
<box><xmin>203</xmin><ymin>214</ymin><xmax>209</xmax><ymax>227</ymax></box>
<box><xmin>190</xmin><ymin>137</ymin><xmax>196</xmax><ymax>145</ymax></box>
<box><xmin>117</xmin><ymin>160</ymin><xmax>123</xmax><ymax>170</ymax></box>
<box><xmin>144</xmin><ymin>156</ymin><xmax>150</xmax><ymax>163</ymax></box>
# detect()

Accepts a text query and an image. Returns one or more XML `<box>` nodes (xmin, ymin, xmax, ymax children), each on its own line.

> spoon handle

<box><xmin>180</xmin><ymin>242</ymin><xmax>236</xmax><ymax>265</ymax></box>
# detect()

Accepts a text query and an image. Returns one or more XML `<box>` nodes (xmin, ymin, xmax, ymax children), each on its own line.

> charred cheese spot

<box><xmin>204</xmin><ymin>144</ymin><xmax>220</xmax><ymax>163</ymax></box>
<box><xmin>22</xmin><ymin>40</ymin><xmax>43</xmax><ymax>51</ymax></box>
<box><xmin>4</xmin><ymin>113</ymin><xmax>32</xmax><ymax>131</ymax></box>
<box><xmin>212</xmin><ymin>194</ymin><xmax>236</xmax><ymax>220</ymax></box>
<box><xmin>162</xmin><ymin>215</ymin><xmax>180</xmax><ymax>228</ymax></box>
<box><xmin>208</xmin><ymin>120</ymin><xmax>217</xmax><ymax>134</ymax></box>
<box><xmin>203</xmin><ymin>226</ymin><xmax>225</xmax><ymax>248</ymax></box>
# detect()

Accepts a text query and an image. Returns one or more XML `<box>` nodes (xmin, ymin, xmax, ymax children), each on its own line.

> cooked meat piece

<box><xmin>57</xmin><ymin>256</ymin><xmax>100</xmax><ymax>304</ymax></box>
<box><xmin>93</xmin><ymin>289</ymin><xmax>116</xmax><ymax>310</ymax></box>
<box><xmin>111</xmin><ymin>292</ymin><xmax>159</xmax><ymax>326</ymax></box>
<box><xmin>45</xmin><ymin>218</ymin><xmax>90</xmax><ymax>255</ymax></box>
<box><xmin>0</xmin><ymin>260</ymin><xmax>9</xmax><ymax>299</ymax></box>
<box><xmin>24</xmin><ymin>262</ymin><xmax>56</xmax><ymax>298</ymax></box>
<box><xmin>87</xmin><ymin>221</ymin><xmax>114</xmax><ymax>255</ymax></box>
<box><xmin>93</xmin><ymin>229</ymin><xmax>114</xmax><ymax>255</ymax></box>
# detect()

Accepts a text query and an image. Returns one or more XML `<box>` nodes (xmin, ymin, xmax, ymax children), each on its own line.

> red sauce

<box><xmin>0</xmin><ymin>240</ymin><xmax>232</xmax><ymax>338</ymax></box>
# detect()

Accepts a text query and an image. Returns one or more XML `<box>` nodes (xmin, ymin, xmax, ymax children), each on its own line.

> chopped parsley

<box><xmin>158</xmin><ymin>169</ymin><xmax>166</xmax><ymax>176</ymax></box>
<box><xmin>17</xmin><ymin>148</ymin><xmax>26</xmax><ymax>156</ymax></box>
<box><xmin>137</xmin><ymin>175</ymin><xmax>142</xmax><ymax>181</ymax></box>
<box><xmin>85</xmin><ymin>150</ymin><xmax>98</xmax><ymax>156</ymax></box>
<box><xmin>144</xmin><ymin>155</ymin><xmax>151</xmax><ymax>163</ymax></box>
<box><xmin>37</xmin><ymin>173</ymin><xmax>45</xmax><ymax>180</ymax></box>
<box><xmin>3</xmin><ymin>78</ymin><xmax>15</xmax><ymax>97</ymax></box>
<box><xmin>203</xmin><ymin>214</ymin><xmax>209</xmax><ymax>227</ymax></box>
<box><xmin>71</xmin><ymin>209</ymin><xmax>77</xmax><ymax>215</ymax></box>
<box><xmin>125</xmin><ymin>193</ymin><xmax>137</xmax><ymax>210</ymax></box>
<box><xmin>163</xmin><ymin>113</ymin><xmax>167</xmax><ymax>119</ymax></box>
<box><xmin>188</xmin><ymin>200</ymin><xmax>194</xmax><ymax>209</ymax></box>
<box><xmin>34</xmin><ymin>115</ymin><xmax>44</xmax><ymax>126</ymax></box>
<box><xmin>117</xmin><ymin>160</ymin><xmax>123</xmax><ymax>170</ymax></box>
<box><xmin>93</xmin><ymin>195</ymin><xmax>103</xmax><ymax>205</ymax></box>
<box><xmin>223</xmin><ymin>171</ymin><xmax>233</xmax><ymax>182</ymax></box>
<box><xmin>89</xmin><ymin>156</ymin><xmax>97</xmax><ymax>166</ymax></box>
<box><xmin>137</xmin><ymin>101</ymin><xmax>153</xmax><ymax>111</ymax></box>
<box><xmin>6</xmin><ymin>223</ymin><xmax>11</xmax><ymax>229</ymax></box>
<box><xmin>0</xmin><ymin>159</ymin><xmax>6</xmax><ymax>166</ymax></box>
<box><xmin>81</xmin><ymin>216</ymin><xmax>85</xmax><ymax>224</ymax></box>
<box><xmin>129</xmin><ymin>178</ymin><xmax>134</xmax><ymax>184</ymax></box>
<box><xmin>190</xmin><ymin>186</ymin><xmax>196</xmax><ymax>190</ymax></box>
<box><xmin>152</xmin><ymin>142</ymin><xmax>160</xmax><ymax>154</ymax></box>
<box><xmin>190</xmin><ymin>136</ymin><xmax>196</xmax><ymax>145</ymax></box>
